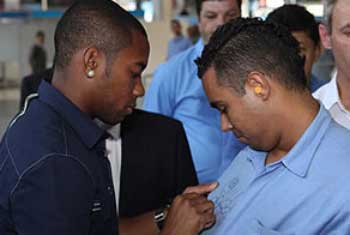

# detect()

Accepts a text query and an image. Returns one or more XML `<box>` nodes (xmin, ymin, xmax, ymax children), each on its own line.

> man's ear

<box><xmin>245</xmin><ymin>71</ymin><xmax>271</xmax><ymax>101</ymax></box>
<box><xmin>83</xmin><ymin>47</ymin><xmax>103</xmax><ymax>79</ymax></box>
<box><xmin>319</xmin><ymin>23</ymin><xmax>332</xmax><ymax>50</ymax></box>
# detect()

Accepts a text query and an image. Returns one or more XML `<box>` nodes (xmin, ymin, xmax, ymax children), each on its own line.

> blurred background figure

<box><xmin>29</xmin><ymin>30</ymin><xmax>47</xmax><ymax>74</ymax></box>
<box><xmin>186</xmin><ymin>24</ymin><xmax>200</xmax><ymax>44</ymax></box>
<box><xmin>144</xmin><ymin>0</ymin><xmax>245</xmax><ymax>184</ymax></box>
<box><xmin>311</xmin><ymin>47</ymin><xmax>335</xmax><ymax>83</ymax></box>
<box><xmin>314</xmin><ymin>0</ymin><xmax>350</xmax><ymax>130</ymax></box>
<box><xmin>167</xmin><ymin>19</ymin><xmax>192</xmax><ymax>60</ymax></box>
<box><xmin>266</xmin><ymin>4</ymin><xmax>328</xmax><ymax>92</ymax></box>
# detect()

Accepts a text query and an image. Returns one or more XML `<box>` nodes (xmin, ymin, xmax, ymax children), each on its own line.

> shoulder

<box><xmin>315</xmin><ymin>121</ymin><xmax>350</xmax><ymax>173</ymax></box>
<box><xmin>4</xmin><ymin>99</ymin><xmax>68</xmax><ymax>173</ymax></box>
<box><xmin>321</xmin><ymin>121</ymin><xmax>350</xmax><ymax>152</ymax></box>
<box><xmin>155</xmin><ymin>45</ymin><xmax>199</xmax><ymax>77</ymax></box>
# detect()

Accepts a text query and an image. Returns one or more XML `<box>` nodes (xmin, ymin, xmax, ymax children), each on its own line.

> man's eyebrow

<box><xmin>340</xmin><ymin>23</ymin><xmax>350</xmax><ymax>31</ymax></box>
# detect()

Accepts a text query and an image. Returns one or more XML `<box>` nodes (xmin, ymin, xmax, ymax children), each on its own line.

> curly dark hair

<box><xmin>195</xmin><ymin>17</ymin><xmax>307</xmax><ymax>95</ymax></box>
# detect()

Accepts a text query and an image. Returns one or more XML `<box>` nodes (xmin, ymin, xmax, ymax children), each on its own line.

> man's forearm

<box><xmin>119</xmin><ymin>211</ymin><xmax>158</xmax><ymax>235</ymax></box>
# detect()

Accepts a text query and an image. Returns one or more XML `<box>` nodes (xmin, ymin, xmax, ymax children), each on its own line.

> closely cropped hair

<box><xmin>195</xmin><ymin>0</ymin><xmax>242</xmax><ymax>16</ymax></box>
<box><xmin>323</xmin><ymin>0</ymin><xmax>338</xmax><ymax>32</ymax></box>
<box><xmin>195</xmin><ymin>18</ymin><xmax>307</xmax><ymax>95</ymax></box>
<box><xmin>54</xmin><ymin>0</ymin><xmax>147</xmax><ymax>70</ymax></box>
<box><xmin>266</xmin><ymin>4</ymin><xmax>320</xmax><ymax>45</ymax></box>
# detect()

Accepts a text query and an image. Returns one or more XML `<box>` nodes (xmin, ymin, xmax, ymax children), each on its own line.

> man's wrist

<box><xmin>154</xmin><ymin>204</ymin><xmax>171</xmax><ymax>231</ymax></box>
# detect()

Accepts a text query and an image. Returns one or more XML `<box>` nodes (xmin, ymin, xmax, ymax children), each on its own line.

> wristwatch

<box><xmin>154</xmin><ymin>204</ymin><xmax>170</xmax><ymax>230</ymax></box>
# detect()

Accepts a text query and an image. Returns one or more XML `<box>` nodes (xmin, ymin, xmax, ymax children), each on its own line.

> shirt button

<box><xmin>107</xmin><ymin>186</ymin><xmax>113</xmax><ymax>194</ymax></box>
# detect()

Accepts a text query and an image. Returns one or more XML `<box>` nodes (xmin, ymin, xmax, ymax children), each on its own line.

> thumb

<box><xmin>183</xmin><ymin>182</ymin><xmax>218</xmax><ymax>195</ymax></box>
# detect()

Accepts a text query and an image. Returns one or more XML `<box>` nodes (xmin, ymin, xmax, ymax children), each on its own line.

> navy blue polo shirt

<box><xmin>0</xmin><ymin>81</ymin><xmax>118</xmax><ymax>235</ymax></box>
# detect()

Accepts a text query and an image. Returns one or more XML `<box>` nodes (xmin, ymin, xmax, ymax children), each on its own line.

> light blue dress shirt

<box><xmin>144</xmin><ymin>40</ymin><xmax>245</xmax><ymax>183</ymax></box>
<box><xmin>205</xmin><ymin>105</ymin><xmax>350</xmax><ymax>235</ymax></box>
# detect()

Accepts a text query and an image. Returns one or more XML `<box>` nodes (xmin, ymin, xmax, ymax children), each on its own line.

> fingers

<box><xmin>202</xmin><ymin>210</ymin><xmax>216</xmax><ymax>230</ymax></box>
<box><xmin>175</xmin><ymin>193</ymin><xmax>215</xmax><ymax>225</ymax></box>
<box><xmin>197</xmin><ymin>200</ymin><xmax>216</xmax><ymax>231</ymax></box>
<box><xmin>181</xmin><ymin>193</ymin><xmax>214</xmax><ymax>212</ymax></box>
<box><xmin>183</xmin><ymin>182</ymin><xmax>219</xmax><ymax>195</ymax></box>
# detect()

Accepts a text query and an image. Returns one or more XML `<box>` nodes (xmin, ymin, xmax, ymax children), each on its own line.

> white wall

<box><xmin>0</xmin><ymin>19</ymin><xmax>57</xmax><ymax>80</ymax></box>
<box><xmin>0</xmin><ymin>18</ymin><xmax>171</xmax><ymax>81</ymax></box>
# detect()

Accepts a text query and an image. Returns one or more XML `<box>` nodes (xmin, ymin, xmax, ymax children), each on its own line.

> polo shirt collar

<box><xmin>38</xmin><ymin>81</ymin><xmax>107</xmax><ymax>149</ymax></box>
<box><xmin>281</xmin><ymin>104</ymin><xmax>331</xmax><ymax>177</ymax></box>
<box><xmin>195</xmin><ymin>38</ymin><xmax>204</xmax><ymax>56</ymax></box>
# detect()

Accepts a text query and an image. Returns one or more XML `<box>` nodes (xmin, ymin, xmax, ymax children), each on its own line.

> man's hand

<box><xmin>160</xmin><ymin>183</ymin><xmax>218</xmax><ymax>235</ymax></box>
<box><xmin>183</xmin><ymin>182</ymin><xmax>218</xmax><ymax>195</ymax></box>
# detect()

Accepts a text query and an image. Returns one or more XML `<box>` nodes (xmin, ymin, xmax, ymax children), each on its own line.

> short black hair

<box><xmin>195</xmin><ymin>0</ymin><xmax>242</xmax><ymax>16</ymax></box>
<box><xmin>54</xmin><ymin>0</ymin><xmax>147</xmax><ymax>70</ymax></box>
<box><xmin>196</xmin><ymin>18</ymin><xmax>307</xmax><ymax>95</ymax></box>
<box><xmin>266</xmin><ymin>4</ymin><xmax>320</xmax><ymax>45</ymax></box>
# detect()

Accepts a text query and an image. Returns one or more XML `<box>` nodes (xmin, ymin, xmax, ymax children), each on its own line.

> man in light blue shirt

<box><xmin>166</xmin><ymin>19</ymin><xmax>192</xmax><ymax>60</ymax></box>
<box><xmin>144</xmin><ymin>0</ymin><xmax>245</xmax><ymax>183</ymax></box>
<box><xmin>196</xmin><ymin>18</ymin><xmax>350</xmax><ymax>234</ymax></box>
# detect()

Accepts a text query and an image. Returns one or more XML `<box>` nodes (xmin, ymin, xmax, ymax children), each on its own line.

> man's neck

<box><xmin>52</xmin><ymin>70</ymin><xmax>90</xmax><ymax>116</ymax></box>
<box><xmin>336</xmin><ymin>72</ymin><xmax>350</xmax><ymax>110</ymax></box>
<box><xmin>265</xmin><ymin>92</ymin><xmax>320</xmax><ymax>165</ymax></box>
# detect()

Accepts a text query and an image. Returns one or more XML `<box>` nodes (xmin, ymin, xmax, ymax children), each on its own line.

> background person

<box><xmin>29</xmin><ymin>30</ymin><xmax>47</xmax><ymax>74</ymax></box>
<box><xmin>266</xmin><ymin>4</ymin><xmax>328</xmax><ymax>92</ymax></box>
<box><xmin>167</xmin><ymin>19</ymin><xmax>192</xmax><ymax>60</ymax></box>
<box><xmin>144</xmin><ymin>0</ymin><xmax>245</xmax><ymax>184</ymax></box>
<box><xmin>314</xmin><ymin>0</ymin><xmax>350</xmax><ymax>129</ymax></box>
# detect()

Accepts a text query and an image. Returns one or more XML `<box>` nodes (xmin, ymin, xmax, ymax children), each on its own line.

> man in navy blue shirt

<box><xmin>0</xmin><ymin>1</ymin><xmax>215</xmax><ymax>235</ymax></box>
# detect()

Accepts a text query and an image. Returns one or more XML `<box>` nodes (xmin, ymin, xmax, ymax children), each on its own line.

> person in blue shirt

<box><xmin>0</xmin><ymin>1</ymin><xmax>215</xmax><ymax>235</ymax></box>
<box><xmin>166</xmin><ymin>19</ymin><xmax>192</xmax><ymax>60</ymax></box>
<box><xmin>144</xmin><ymin>0</ymin><xmax>245</xmax><ymax>184</ymax></box>
<box><xmin>266</xmin><ymin>4</ymin><xmax>328</xmax><ymax>92</ymax></box>
<box><xmin>196</xmin><ymin>17</ymin><xmax>350</xmax><ymax>234</ymax></box>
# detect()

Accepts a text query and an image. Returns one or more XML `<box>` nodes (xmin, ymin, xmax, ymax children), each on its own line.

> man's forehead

<box><xmin>202</xmin><ymin>67</ymin><xmax>220</xmax><ymax>86</ymax></box>
<box><xmin>332</xmin><ymin>1</ymin><xmax>350</xmax><ymax>28</ymax></box>
<box><xmin>201</xmin><ymin>0</ymin><xmax>239</xmax><ymax>8</ymax></box>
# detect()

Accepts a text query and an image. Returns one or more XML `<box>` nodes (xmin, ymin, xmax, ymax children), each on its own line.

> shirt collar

<box><xmin>281</xmin><ymin>104</ymin><xmax>332</xmax><ymax>177</ymax></box>
<box><xmin>38</xmin><ymin>80</ymin><xmax>107</xmax><ymax>149</ymax></box>
<box><xmin>246</xmin><ymin>105</ymin><xmax>332</xmax><ymax>178</ymax></box>
<box><xmin>320</xmin><ymin>72</ymin><xmax>339</xmax><ymax>110</ymax></box>
<box><xmin>107</xmin><ymin>124</ymin><xmax>121</xmax><ymax>140</ymax></box>
<box><xmin>194</xmin><ymin>38</ymin><xmax>204</xmax><ymax>56</ymax></box>
<box><xmin>94</xmin><ymin>120</ymin><xmax>120</xmax><ymax>140</ymax></box>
